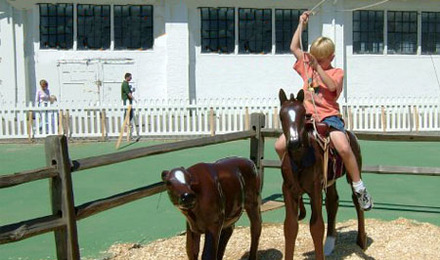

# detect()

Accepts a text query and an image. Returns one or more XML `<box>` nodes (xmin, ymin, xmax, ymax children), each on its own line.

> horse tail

<box><xmin>298</xmin><ymin>196</ymin><xmax>306</xmax><ymax>220</ymax></box>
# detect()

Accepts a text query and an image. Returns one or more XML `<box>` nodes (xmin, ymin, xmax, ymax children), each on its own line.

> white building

<box><xmin>1</xmin><ymin>0</ymin><xmax>440</xmax><ymax>106</ymax></box>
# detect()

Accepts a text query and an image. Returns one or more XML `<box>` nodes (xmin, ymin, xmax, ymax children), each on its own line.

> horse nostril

<box><xmin>288</xmin><ymin>139</ymin><xmax>301</xmax><ymax>150</ymax></box>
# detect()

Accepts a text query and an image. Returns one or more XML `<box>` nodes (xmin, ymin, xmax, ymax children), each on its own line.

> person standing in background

<box><xmin>35</xmin><ymin>79</ymin><xmax>56</xmax><ymax>133</ymax></box>
<box><xmin>121</xmin><ymin>73</ymin><xmax>135</xmax><ymax>137</ymax></box>
<box><xmin>35</xmin><ymin>79</ymin><xmax>50</xmax><ymax>106</ymax></box>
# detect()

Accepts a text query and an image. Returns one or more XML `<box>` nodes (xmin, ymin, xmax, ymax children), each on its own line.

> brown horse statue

<box><xmin>278</xmin><ymin>89</ymin><xmax>367</xmax><ymax>260</ymax></box>
<box><xmin>161</xmin><ymin>157</ymin><xmax>262</xmax><ymax>260</ymax></box>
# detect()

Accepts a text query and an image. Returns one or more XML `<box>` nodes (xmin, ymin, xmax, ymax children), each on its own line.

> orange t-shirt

<box><xmin>293</xmin><ymin>55</ymin><xmax>344</xmax><ymax>122</ymax></box>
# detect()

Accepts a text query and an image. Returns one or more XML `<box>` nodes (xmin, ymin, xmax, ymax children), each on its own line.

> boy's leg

<box><xmin>275</xmin><ymin>134</ymin><xmax>286</xmax><ymax>159</ymax></box>
<box><xmin>330</xmin><ymin>131</ymin><xmax>373</xmax><ymax>210</ymax></box>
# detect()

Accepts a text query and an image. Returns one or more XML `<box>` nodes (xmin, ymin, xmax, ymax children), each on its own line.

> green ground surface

<box><xmin>1</xmin><ymin>138</ymin><xmax>439</xmax><ymax>260</ymax></box>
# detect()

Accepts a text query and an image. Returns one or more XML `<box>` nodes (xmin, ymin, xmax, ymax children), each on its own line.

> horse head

<box><xmin>162</xmin><ymin>168</ymin><xmax>197</xmax><ymax>210</ymax></box>
<box><xmin>279</xmin><ymin>88</ymin><xmax>308</xmax><ymax>151</ymax></box>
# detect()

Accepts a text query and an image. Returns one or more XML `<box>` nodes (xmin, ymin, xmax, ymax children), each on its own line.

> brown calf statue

<box><xmin>161</xmin><ymin>157</ymin><xmax>262</xmax><ymax>260</ymax></box>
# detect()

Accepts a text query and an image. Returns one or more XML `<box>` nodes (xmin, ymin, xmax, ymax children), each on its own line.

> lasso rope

<box><xmin>338</xmin><ymin>0</ymin><xmax>390</xmax><ymax>12</ymax></box>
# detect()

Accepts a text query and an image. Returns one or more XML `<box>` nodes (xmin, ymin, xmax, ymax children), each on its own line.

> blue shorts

<box><xmin>322</xmin><ymin>116</ymin><xmax>346</xmax><ymax>133</ymax></box>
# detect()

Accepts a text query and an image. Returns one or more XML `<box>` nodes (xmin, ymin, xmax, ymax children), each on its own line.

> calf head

<box><xmin>162</xmin><ymin>168</ymin><xmax>198</xmax><ymax>210</ymax></box>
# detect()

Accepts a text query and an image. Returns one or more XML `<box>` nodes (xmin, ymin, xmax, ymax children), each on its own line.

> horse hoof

<box><xmin>324</xmin><ymin>236</ymin><xmax>336</xmax><ymax>256</ymax></box>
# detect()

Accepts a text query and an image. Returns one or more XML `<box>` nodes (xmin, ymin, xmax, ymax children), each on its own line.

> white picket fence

<box><xmin>0</xmin><ymin>97</ymin><xmax>439</xmax><ymax>139</ymax></box>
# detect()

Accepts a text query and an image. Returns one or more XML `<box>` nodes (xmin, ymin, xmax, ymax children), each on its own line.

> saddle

<box><xmin>305</xmin><ymin>115</ymin><xmax>345</xmax><ymax>187</ymax></box>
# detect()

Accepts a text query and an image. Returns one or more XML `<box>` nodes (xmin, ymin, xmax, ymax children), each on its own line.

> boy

<box><xmin>275</xmin><ymin>11</ymin><xmax>373</xmax><ymax>210</ymax></box>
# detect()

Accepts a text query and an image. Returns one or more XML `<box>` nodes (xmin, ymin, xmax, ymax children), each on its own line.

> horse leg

<box><xmin>245</xmin><ymin>201</ymin><xmax>262</xmax><ymax>260</ymax></box>
<box><xmin>309</xmin><ymin>186</ymin><xmax>325</xmax><ymax>260</ymax></box>
<box><xmin>217</xmin><ymin>225</ymin><xmax>234</xmax><ymax>260</ymax></box>
<box><xmin>324</xmin><ymin>183</ymin><xmax>339</xmax><ymax>256</ymax></box>
<box><xmin>186</xmin><ymin>223</ymin><xmax>201</xmax><ymax>260</ymax></box>
<box><xmin>202</xmin><ymin>226</ymin><xmax>221</xmax><ymax>260</ymax></box>
<box><xmin>282</xmin><ymin>183</ymin><xmax>299</xmax><ymax>260</ymax></box>
<box><xmin>348</xmin><ymin>175</ymin><xmax>367</xmax><ymax>249</ymax></box>
<box><xmin>347</xmin><ymin>134</ymin><xmax>367</xmax><ymax>250</ymax></box>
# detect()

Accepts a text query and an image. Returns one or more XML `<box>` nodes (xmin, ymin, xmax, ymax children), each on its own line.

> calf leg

<box><xmin>324</xmin><ymin>183</ymin><xmax>339</xmax><ymax>256</ymax></box>
<box><xmin>186</xmin><ymin>223</ymin><xmax>201</xmax><ymax>260</ymax></box>
<box><xmin>217</xmin><ymin>225</ymin><xmax>234</xmax><ymax>260</ymax></box>
<box><xmin>245</xmin><ymin>201</ymin><xmax>262</xmax><ymax>260</ymax></box>
<box><xmin>309</xmin><ymin>187</ymin><xmax>325</xmax><ymax>260</ymax></box>
<box><xmin>282</xmin><ymin>183</ymin><xmax>299</xmax><ymax>260</ymax></box>
<box><xmin>202</xmin><ymin>226</ymin><xmax>221</xmax><ymax>260</ymax></box>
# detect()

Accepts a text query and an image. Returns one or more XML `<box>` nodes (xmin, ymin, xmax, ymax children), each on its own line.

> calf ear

<box><xmin>279</xmin><ymin>89</ymin><xmax>287</xmax><ymax>105</ymax></box>
<box><xmin>161</xmin><ymin>170</ymin><xmax>169</xmax><ymax>181</ymax></box>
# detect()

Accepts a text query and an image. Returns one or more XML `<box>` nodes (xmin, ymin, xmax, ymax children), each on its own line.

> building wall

<box><xmin>1</xmin><ymin>0</ymin><xmax>440</xmax><ymax>105</ymax></box>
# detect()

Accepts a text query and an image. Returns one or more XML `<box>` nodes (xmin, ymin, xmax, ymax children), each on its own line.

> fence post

<box><xmin>381</xmin><ymin>106</ymin><xmax>386</xmax><ymax>132</ymax></box>
<box><xmin>209</xmin><ymin>107</ymin><xmax>215</xmax><ymax>136</ymax></box>
<box><xmin>58</xmin><ymin>110</ymin><xmax>63</xmax><ymax>135</ymax></box>
<box><xmin>101</xmin><ymin>109</ymin><xmax>107</xmax><ymax>141</ymax></box>
<box><xmin>27</xmin><ymin>111</ymin><xmax>34</xmax><ymax>141</ymax></box>
<box><xmin>45</xmin><ymin>135</ymin><xmax>80</xmax><ymax>260</ymax></box>
<box><xmin>65</xmin><ymin>110</ymin><xmax>70</xmax><ymax>138</ymax></box>
<box><xmin>273</xmin><ymin>107</ymin><xmax>278</xmax><ymax>129</ymax></box>
<box><xmin>245</xmin><ymin>107</ymin><xmax>250</xmax><ymax>130</ymax></box>
<box><xmin>250</xmin><ymin>113</ymin><xmax>266</xmax><ymax>189</ymax></box>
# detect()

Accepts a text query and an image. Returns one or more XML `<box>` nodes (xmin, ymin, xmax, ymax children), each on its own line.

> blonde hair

<box><xmin>310</xmin><ymin>37</ymin><xmax>335</xmax><ymax>60</ymax></box>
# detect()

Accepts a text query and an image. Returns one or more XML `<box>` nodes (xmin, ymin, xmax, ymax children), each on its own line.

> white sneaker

<box><xmin>355</xmin><ymin>188</ymin><xmax>373</xmax><ymax>211</ymax></box>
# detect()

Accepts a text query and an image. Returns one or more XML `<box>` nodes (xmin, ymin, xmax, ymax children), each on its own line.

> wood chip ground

<box><xmin>105</xmin><ymin>218</ymin><xmax>440</xmax><ymax>260</ymax></box>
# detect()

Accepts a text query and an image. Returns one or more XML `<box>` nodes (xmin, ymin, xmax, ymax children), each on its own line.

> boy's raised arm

<box><xmin>290</xmin><ymin>11</ymin><xmax>310</xmax><ymax>60</ymax></box>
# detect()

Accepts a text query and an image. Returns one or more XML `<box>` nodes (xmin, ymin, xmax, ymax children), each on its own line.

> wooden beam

<box><xmin>362</xmin><ymin>165</ymin><xmax>440</xmax><ymax>176</ymax></box>
<box><xmin>0</xmin><ymin>215</ymin><xmax>64</xmax><ymax>244</ymax></box>
<box><xmin>76</xmin><ymin>182</ymin><xmax>166</xmax><ymax>220</ymax></box>
<box><xmin>72</xmin><ymin>130</ymin><xmax>255</xmax><ymax>172</ymax></box>
<box><xmin>261</xmin><ymin>128</ymin><xmax>440</xmax><ymax>142</ymax></box>
<box><xmin>262</xmin><ymin>159</ymin><xmax>440</xmax><ymax>176</ymax></box>
<box><xmin>354</xmin><ymin>132</ymin><xmax>440</xmax><ymax>142</ymax></box>
<box><xmin>0</xmin><ymin>166</ymin><xmax>58</xmax><ymax>189</ymax></box>
<box><xmin>116</xmin><ymin>105</ymin><xmax>132</xmax><ymax>149</ymax></box>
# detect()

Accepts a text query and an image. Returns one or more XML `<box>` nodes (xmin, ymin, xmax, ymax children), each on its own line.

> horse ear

<box><xmin>279</xmin><ymin>89</ymin><xmax>287</xmax><ymax>105</ymax></box>
<box><xmin>297</xmin><ymin>89</ymin><xmax>304</xmax><ymax>102</ymax></box>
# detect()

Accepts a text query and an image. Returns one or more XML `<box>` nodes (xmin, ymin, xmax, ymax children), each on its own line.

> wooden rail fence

<box><xmin>1</xmin><ymin>113</ymin><xmax>440</xmax><ymax>260</ymax></box>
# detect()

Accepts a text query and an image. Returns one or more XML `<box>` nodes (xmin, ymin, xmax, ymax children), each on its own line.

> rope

<box><xmin>430</xmin><ymin>55</ymin><xmax>440</xmax><ymax>93</ymax></box>
<box><xmin>298</xmin><ymin>18</ymin><xmax>321</xmax><ymax>122</ymax></box>
<box><xmin>338</xmin><ymin>0</ymin><xmax>390</xmax><ymax>12</ymax></box>
<box><xmin>309</xmin><ymin>0</ymin><xmax>328</xmax><ymax>15</ymax></box>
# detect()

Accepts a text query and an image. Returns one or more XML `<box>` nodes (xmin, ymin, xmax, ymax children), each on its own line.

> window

<box><xmin>39</xmin><ymin>4</ymin><xmax>73</xmax><ymax>49</ymax></box>
<box><xmin>275</xmin><ymin>9</ymin><xmax>307</xmax><ymax>54</ymax></box>
<box><xmin>114</xmin><ymin>5</ymin><xmax>154</xmax><ymax>50</ymax></box>
<box><xmin>353</xmin><ymin>10</ymin><xmax>384</xmax><ymax>54</ymax></box>
<box><xmin>387</xmin><ymin>11</ymin><xmax>417</xmax><ymax>54</ymax></box>
<box><xmin>77</xmin><ymin>5</ymin><xmax>111</xmax><ymax>50</ymax></box>
<box><xmin>239</xmin><ymin>8</ymin><xmax>272</xmax><ymax>54</ymax></box>
<box><xmin>422</xmin><ymin>12</ymin><xmax>440</xmax><ymax>54</ymax></box>
<box><xmin>200</xmin><ymin>7</ymin><xmax>235</xmax><ymax>53</ymax></box>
